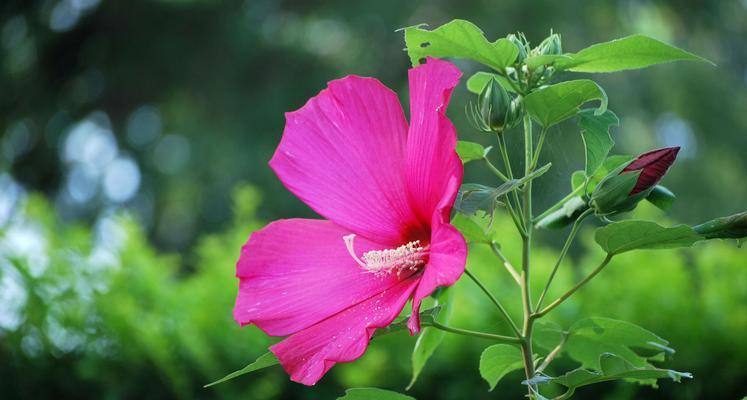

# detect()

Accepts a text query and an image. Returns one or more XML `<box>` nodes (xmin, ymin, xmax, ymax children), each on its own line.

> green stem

<box><xmin>497</xmin><ymin>133</ymin><xmax>526</xmax><ymax>227</ymax></box>
<box><xmin>502</xmin><ymin>195</ymin><xmax>527</xmax><ymax>238</ymax></box>
<box><xmin>534</xmin><ymin>208</ymin><xmax>593</xmax><ymax>310</ymax></box>
<box><xmin>534</xmin><ymin>254</ymin><xmax>614</xmax><ymax>318</ymax></box>
<box><xmin>482</xmin><ymin>157</ymin><xmax>509</xmax><ymax>182</ymax></box>
<box><xmin>530</xmin><ymin>127</ymin><xmax>547</xmax><ymax>170</ymax></box>
<box><xmin>520</xmin><ymin>112</ymin><xmax>537</xmax><ymax>397</ymax></box>
<box><xmin>554</xmin><ymin>388</ymin><xmax>576</xmax><ymax>400</ymax></box>
<box><xmin>491</xmin><ymin>241</ymin><xmax>521</xmax><ymax>285</ymax></box>
<box><xmin>465</xmin><ymin>269</ymin><xmax>522</xmax><ymax>338</ymax></box>
<box><xmin>430</xmin><ymin>321</ymin><xmax>521</xmax><ymax>343</ymax></box>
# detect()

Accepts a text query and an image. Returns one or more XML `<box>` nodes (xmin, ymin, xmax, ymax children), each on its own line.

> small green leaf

<box><xmin>646</xmin><ymin>185</ymin><xmax>676</xmax><ymax>211</ymax></box>
<box><xmin>408</xmin><ymin>288</ymin><xmax>453</xmax><ymax>389</ymax></box>
<box><xmin>466</xmin><ymin>71</ymin><xmax>515</xmax><ymax>94</ymax></box>
<box><xmin>456</xmin><ymin>164</ymin><xmax>552</xmax><ymax>215</ymax></box>
<box><xmin>456</xmin><ymin>141</ymin><xmax>490</xmax><ymax>164</ymax></box>
<box><xmin>524</xmin><ymin>80</ymin><xmax>608</xmax><ymax>127</ymax></box>
<box><xmin>403</xmin><ymin>20</ymin><xmax>519</xmax><ymax>70</ymax></box>
<box><xmin>479</xmin><ymin>344</ymin><xmax>524</xmax><ymax>390</ymax></box>
<box><xmin>204</xmin><ymin>352</ymin><xmax>279</xmax><ymax>387</ymax></box>
<box><xmin>451</xmin><ymin>214</ymin><xmax>491</xmax><ymax>243</ymax></box>
<box><xmin>555</xmin><ymin>34</ymin><xmax>713</xmax><ymax>73</ymax></box>
<box><xmin>455</xmin><ymin>183</ymin><xmax>502</xmax><ymax>215</ymax></box>
<box><xmin>595</xmin><ymin>220</ymin><xmax>703</xmax><ymax>255</ymax></box>
<box><xmin>337</xmin><ymin>388</ymin><xmax>416</xmax><ymax>400</ymax></box>
<box><xmin>579</xmin><ymin>109</ymin><xmax>619</xmax><ymax>176</ymax></box>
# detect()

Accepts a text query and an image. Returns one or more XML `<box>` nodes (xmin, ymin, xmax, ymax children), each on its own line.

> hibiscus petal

<box><xmin>233</xmin><ymin>218</ymin><xmax>405</xmax><ymax>336</ymax></box>
<box><xmin>270</xmin><ymin>76</ymin><xmax>422</xmax><ymax>244</ymax></box>
<box><xmin>270</xmin><ymin>277</ymin><xmax>419</xmax><ymax>385</ymax></box>
<box><xmin>405</xmin><ymin>57</ymin><xmax>463</xmax><ymax>224</ymax></box>
<box><xmin>408</xmin><ymin>177</ymin><xmax>467</xmax><ymax>334</ymax></box>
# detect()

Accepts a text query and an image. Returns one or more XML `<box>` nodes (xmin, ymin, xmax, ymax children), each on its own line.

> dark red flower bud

<box><xmin>622</xmin><ymin>147</ymin><xmax>680</xmax><ymax>195</ymax></box>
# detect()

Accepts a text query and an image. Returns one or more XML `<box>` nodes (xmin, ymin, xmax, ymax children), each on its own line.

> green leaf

<box><xmin>646</xmin><ymin>185</ymin><xmax>676</xmax><ymax>211</ymax></box>
<box><xmin>594</xmin><ymin>220</ymin><xmax>703</xmax><ymax>255</ymax></box>
<box><xmin>466</xmin><ymin>71</ymin><xmax>515</xmax><ymax>94</ymax></box>
<box><xmin>551</xmin><ymin>353</ymin><xmax>691</xmax><ymax>390</ymax></box>
<box><xmin>337</xmin><ymin>388</ymin><xmax>416</xmax><ymax>400</ymax></box>
<box><xmin>479</xmin><ymin>344</ymin><xmax>524</xmax><ymax>390</ymax></box>
<box><xmin>451</xmin><ymin>213</ymin><xmax>491</xmax><ymax>243</ymax></box>
<box><xmin>403</xmin><ymin>20</ymin><xmax>519</xmax><ymax>70</ymax></box>
<box><xmin>579</xmin><ymin>109</ymin><xmax>619</xmax><ymax>176</ymax></box>
<box><xmin>203</xmin><ymin>352</ymin><xmax>279</xmax><ymax>387</ymax></box>
<box><xmin>456</xmin><ymin>141</ymin><xmax>490</xmax><ymax>164</ymax></box>
<box><xmin>565</xmin><ymin>317</ymin><xmax>673</xmax><ymax>370</ymax></box>
<box><xmin>455</xmin><ymin>163</ymin><xmax>552</xmax><ymax>215</ymax></box>
<box><xmin>408</xmin><ymin>288</ymin><xmax>453</xmax><ymax>389</ymax></box>
<box><xmin>524</xmin><ymin>80</ymin><xmax>608</xmax><ymax>127</ymax></box>
<box><xmin>555</xmin><ymin>34</ymin><xmax>713</xmax><ymax>73</ymax></box>
<box><xmin>533</xmin><ymin>321</ymin><xmax>566</xmax><ymax>352</ymax></box>
<box><xmin>455</xmin><ymin>183</ymin><xmax>501</xmax><ymax>215</ymax></box>
<box><xmin>524</xmin><ymin>54</ymin><xmax>573</xmax><ymax>70</ymax></box>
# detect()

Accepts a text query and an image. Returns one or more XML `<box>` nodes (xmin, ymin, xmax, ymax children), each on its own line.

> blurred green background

<box><xmin>1</xmin><ymin>0</ymin><xmax>746</xmax><ymax>399</ymax></box>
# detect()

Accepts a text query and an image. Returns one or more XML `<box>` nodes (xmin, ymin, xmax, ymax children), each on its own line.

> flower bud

<box><xmin>693</xmin><ymin>211</ymin><xmax>747</xmax><ymax>239</ymax></box>
<box><xmin>537</xmin><ymin>32</ymin><xmax>562</xmax><ymax>56</ymax></box>
<box><xmin>507</xmin><ymin>97</ymin><xmax>522</xmax><ymax>128</ymax></box>
<box><xmin>507</xmin><ymin>33</ymin><xmax>528</xmax><ymax>63</ymax></box>
<box><xmin>477</xmin><ymin>78</ymin><xmax>512</xmax><ymax>132</ymax></box>
<box><xmin>591</xmin><ymin>147</ymin><xmax>680</xmax><ymax>215</ymax></box>
<box><xmin>622</xmin><ymin>147</ymin><xmax>680</xmax><ymax>194</ymax></box>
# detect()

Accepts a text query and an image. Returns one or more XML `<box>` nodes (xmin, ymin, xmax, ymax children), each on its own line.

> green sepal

<box><xmin>646</xmin><ymin>185</ymin><xmax>676</xmax><ymax>211</ymax></box>
<box><xmin>590</xmin><ymin>168</ymin><xmax>643</xmax><ymax>216</ymax></box>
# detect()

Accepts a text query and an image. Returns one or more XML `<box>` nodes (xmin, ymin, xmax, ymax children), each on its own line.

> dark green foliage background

<box><xmin>1</xmin><ymin>0</ymin><xmax>746</xmax><ymax>399</ymax></box>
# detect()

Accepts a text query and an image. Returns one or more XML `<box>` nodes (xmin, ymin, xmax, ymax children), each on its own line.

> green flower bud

<box><xmin>693</xmin><ymin>211</ymin><xmax>747</xmax><ymax>239</ymax></box>
<box><xmin>590</xmin><ymin>169</ymin><xmax>645</xmax><ymax>216</ymax></box>
<box><xmin>506</xmin><ymin>97</ymin><xmax>522</xmax><ymax>128</ymax></box>
<box><xmin>477</xmin><ymin>78</ymin><xmax>511</xmax><ymax>132</ymax></box>
<box><xmin>537</xmin><ymin>32</ymin><xmax>562</xmax><ymax>56</ymax></box>
<box><xmin>528</xmin><ymin>65</ymin><xmax>543</xmax><ymax>86</ymax></box>
<box><xmin>507</xmin><ymin>33</ymin><xmax>528</xmax><ymax>63</ymax></box>
<box><xmin>591</xmin><ymin>147</ymin><xmax>680</xmax><ymax>216</ymax></box>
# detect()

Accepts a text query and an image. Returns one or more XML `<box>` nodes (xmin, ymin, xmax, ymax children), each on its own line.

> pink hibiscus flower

<box><xmin>233</xmin><ymin>57</ymin><xmax>467</xmax><ymax>386</ymax></box>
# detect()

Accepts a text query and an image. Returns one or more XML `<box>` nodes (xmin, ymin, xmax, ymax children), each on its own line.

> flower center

<box><xmin>343</xmin><ymin>234</ymin><xmax>429</xmax><ymax>277</ymax></box>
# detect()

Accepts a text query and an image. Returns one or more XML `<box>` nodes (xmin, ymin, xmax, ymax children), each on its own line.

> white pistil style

<box><xmin>343</xmin><ymin>234</ymin><xmax>429</xmax><ymax>277</ymax></box>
